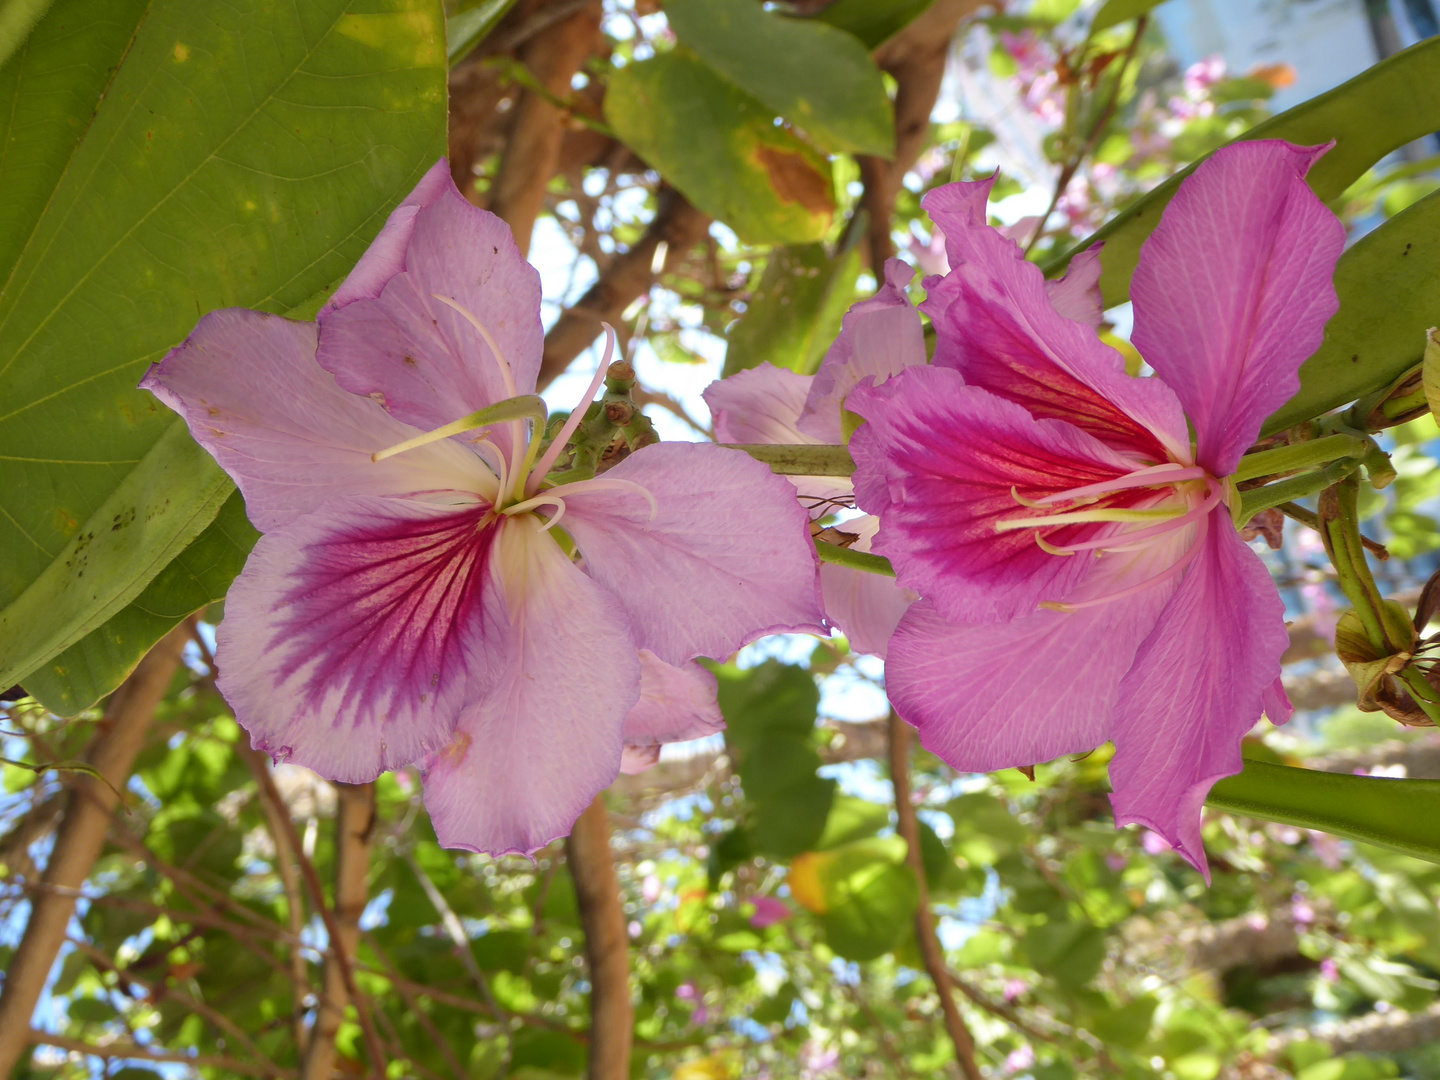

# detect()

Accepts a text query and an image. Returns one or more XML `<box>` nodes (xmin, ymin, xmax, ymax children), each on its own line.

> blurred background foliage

<box><xmin>2</xmin><ymin>0</ymin><xmax>1440</xmax><ymax>1077</ymax></box>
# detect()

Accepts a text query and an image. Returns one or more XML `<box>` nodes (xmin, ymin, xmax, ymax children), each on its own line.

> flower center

<box><xmin>368</xmin><ymin>311</ymin><xmax>657</xmax><ymax>530</ymax></box>
<box><xmin>1002</xmin><ymin>464</ymin><xmax>1224</xmax><ymax>612</ymax></box>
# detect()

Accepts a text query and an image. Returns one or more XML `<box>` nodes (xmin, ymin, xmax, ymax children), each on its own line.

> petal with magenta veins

<box><xmin>620</xmin><ymin>650</ymin><xmax>724</xmax><ymax>774</ymax></box>
<box><xmin>1109</xmin><ymin>510</ymin><xmax>1290</xmax><ymax>880</ymax></box>
<box><xmin>141</xmin><ymin>309</ymin><xmax>492</xmax><ymax>531</ymax></box>
<box><xmin>321</xmin><ymin>159</ymin><xmax>453</xmax><ymax>316</ymax></box>
<box><xmin>704</xmin><ymin>362</ymin><xmax>817</xmax><ymax>445</ymax></box>
<box><xmin>885</xmin><ymin>525</ymin><xmax>1184</xmax><ymax>771</ymax></box>
<box><xmin>848</xmin><ymin>365</ymin><xmax>1145</xmax><ymax>624</ymax></box>
<box><xmin>560</xmin><ymin>442</ymin><xmax>826</xmax><ymax>665</ymax></box>
<box><xmin>919</xmin><ymin>181</ymin><xmax>1189</xmax><ymax>464</ymax></box>
<box><xmin>317</xmin><ymin>182</ymin><xmax>545</xmax><ymax>432</ymax></box>
<box><xmin>420</xmin><ymin>515</ymin><xmax>642</xmax><ymax>856</ymax></box>
<box><xmin>819</xmin><ymin>516</ymin><xmax>915</xmax><ymax>659</ymax></box>
<box><xmin>1045</xmin><ymin>245</ymin><xmax>1105</xmax><ymax>328</ymax></box>
<box><xmin>1130</xmin><ymin>140</ymin><xmax>1346</xmax><ymax>476</ymax></box>
<box><xmin>797</xmin><ymin>258</ymin><xmax>926</xmax><ymax>443</ymax></box>
<box><xmin>216</xmin><ymin>495</ymin><xmax>498</xmax><ymax>783</ymax></box>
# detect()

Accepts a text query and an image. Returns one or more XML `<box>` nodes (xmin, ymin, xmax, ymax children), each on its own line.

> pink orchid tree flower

<box><xmin>141</xmin><ymin>160</ymin><xmax>824</xmax><ymax>857</ymax></box>
<box><xmin>848</xmin><ymin>140</ymin><xmax>1346</xmax><ymax>877</ymax></box>
<box><xmin>703</xmin><ymin>260</ymin><xmax>926</xmax><ymax>657</ymax></box>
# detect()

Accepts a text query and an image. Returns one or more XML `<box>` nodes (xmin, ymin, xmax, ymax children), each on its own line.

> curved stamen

<box><xmin>556</xmin><ymin>476</ymin><xmax>660</xmax><ymax>522</ymax></box>
<box><xmin>471</xmin><ymin>437</ymin><xmax>510</xmax><ymax>503</ymax></box>
<box><xmin>370</xmin><ymin>395</ymin><xmax>546</xmax><ymax>462</ymax></box>
<box><xmin>996</xmin><ymin>504</ymin><xmax>1185</xmax><ymax>533</ymax></box>
<box><xmin>1036</xmin><ymin>463</ymin><xmax>1206</xmax><ymax>505</ymax></box>
<box><xmin>526</xmin><ymin>324</ymin><xmax>618</xmax><ymax>497</ymax></box>
<box><xmin>502</xmin><ymin>493</ymin><xmax>568</xmax><ymax>531</ymax></box>
<box><xmin>1040</xmin><ymin>491</ymin><xmax>1214</xmax><ymax>613</ymax></box>
<box><xmin>431</xmin><ymin>295</ymin><xmax>519</xmax><ymax>399</ymax></box>
<box><xmin>1041</xmin><ymin>479</ymin><xmax>1223</xmax><ymax>556</ymax></box>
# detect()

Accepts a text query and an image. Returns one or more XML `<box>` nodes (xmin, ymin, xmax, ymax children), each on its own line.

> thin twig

<box><xmin>1025</xmin><ymin>17</ymin><xmax>1149</xmax><ymax>256</ymax></box>
<box><xmin>566</xmin><ymin>796</ymin><xmax>634</xmax><ymax>1080</ymax></box>
<box><xmin>0</xmin><ymin>624</ymin><xmax>190</xmax><ymax>1076</ymax></box>
<box><xmin>889</xmin><ymin>714</ymin><xmax>984</xmax><ymax>1080</ymax></box>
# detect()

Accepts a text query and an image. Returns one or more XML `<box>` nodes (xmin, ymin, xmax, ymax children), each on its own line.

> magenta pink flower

<box><xmin>849</xmin><ymin>141</ymin><xmax>1346</xmax><ymax>877</ymax></box>
<box><xmin>141</xmin><ymin>161</ymin><xmax>823</xmax><ymax>856</ymax></box>
<box><xmin>748</xmin><ymin>895</ymin><xmax>791</xmax><ymax>928</ymax></box>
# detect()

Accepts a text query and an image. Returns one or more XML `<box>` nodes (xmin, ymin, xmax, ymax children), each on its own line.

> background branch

<box><xmin>566</xmin><ymin>795</ymin><xmax>633</xmax><ymax>1080</ymax></box>
<box><xmin>0</xmin><ymin>623</ymin><xmax>189</xmax><ymax>1076</ymax></box>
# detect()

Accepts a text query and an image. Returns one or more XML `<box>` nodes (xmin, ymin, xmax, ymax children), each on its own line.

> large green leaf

<box><xmin>722</xmin><ymin>234</ymin><xmax>863</xmax><ymax>378</ymax></box>
<box><xmin>810</xmin><ymin>0</ymin><xmax>934</xmax><ymax>49</ymax></box>
<box><xmin>1089</xmin><ymin>0</ymin><xmax>1170</xmax><ymax>33</ymax></box>
<box><xmin>1207</xmin><ymin>759</ymin><xmax>1440</xmax><ymax>865</ymax></box>
<box><xmin>1047</xmin><ymin>36</ymin><xmax>1440</xmax><ymax>306</ymax></box>
<box><xmin>24</xmin><ymin>491</ymin><xmax>258</xmax><ymax>715</ymax></box>
<box><xmin>1263</xmin><ymin>190</ymin><xmax>1440</xmax><ymax>433</ymax></box>
<box><xmin>0</xmin><ymin>0</ymin><xmax>447</xmax><ymax>688</ymax></box>
<box><xmin>664</xmin><ymin>0</ymin><xmax>894</xmax><ymax>158</ymax></box>
<box><xmin>605</xmin><ymin>50</ymin><xmax>835</xmax><ymax>245</ymax></box>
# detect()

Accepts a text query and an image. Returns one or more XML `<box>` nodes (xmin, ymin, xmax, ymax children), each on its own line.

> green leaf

<box><xmin>447</xmin><ymin>0</ymin><xmax>517</xmax><ymax>65</ymax></box>
<box><xmin>604</xmin><ymin>50</ymin><xmax>835</xmax><ymax>245</ymax></box>
<box><xmin>1090</xmin><ymin>0</ymin><xmax>1170</xmax><ymax>33</ymax></box>
<box><xmin>1206</xmin><ymin>760</ymin><xmax>1440</xmax><ymax>865</ymax></box>
<box><xmin>24</xmin><ymin>490</ymin><xmax>258</xmax><ymax>715</ymax></box>
<box><xmin>809</xmin><ymin>0</ymin><xmax>935</xmax><ymax>49</ymax></box>
<box><xmin>0</xmin><ymin>0</ymin><xmax>447</xmax><ymax>687</ymax></box>
<box><xmin>1047</xmin><ymin>37</ymin><xmax>1440</xmax><ymax>307</ymax></box>
<box><xmin>665</xmin><ymin>0</ymin><xmax>894</xmax><ymax>158</ymax></box>
<box><xmin>812</xmin><ymin>838</ymin><xmax>918</xmax><ymax>961</ymax></box>
<box><xmin>0</xmin><ymin>420</ymin><xmax>233</xmax><ymax>692</ymax></box>
<box><xmin>817</xmin><ymin>795</ymin><xmax>891</xmax><ymax>850</ymax></box>
<box><xmin>1263</xmin><ymin>191</ymin><xmax>1440</xmax><ymax>433</ymax></box>
<box><xmin>0</xmin><ymin>0</ymin><xmax>55</xmax><ymax>73</ymax></box>
<box><xmin>1022</xmin><ymin>920</ymin><xmax>1106</xmax><ymax>990</ymax></box>
<box><xmin>722</xmin><ymin>236</ymin><xmax>863</xmax><ymax>378</ymax></box>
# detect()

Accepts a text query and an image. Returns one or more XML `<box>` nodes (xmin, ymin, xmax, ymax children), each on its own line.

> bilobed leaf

<box><xmin>0</xmin><ymin>0</ymin><xmax>447</xmax><ymax>689</ymax></box>
<box><xmin>1207</xmin><ymin>759</ymin><xmax>1440</xmax><ymax>865</ymax></box>
<box><xmin>1048</xmin><ymin>36</ymin><xmax>1440</xmax><ymax>306</ymax></box>
<box><xmin>605</xmin><ymin>50</ymin><xmax>835</xmax><ymax>245</ymax></box>
<box><xmin>1263</xmin><ymin>192</ymin><xmax>1440</xmax><ymax>433</ymax></box>
<box><xmin>665</xmin><ymin>0</ymin><xmax>894</xmax><ymax>158</ymax></box>
<box><xmin>722</xmin><ymin>235</ymin><xmax>863</xmax><ymax>378</ymax></box>
<box><xmin>1090</xmin><ymin>0</ymin><xmax>1170</xmax><ymax>33</ymax></box>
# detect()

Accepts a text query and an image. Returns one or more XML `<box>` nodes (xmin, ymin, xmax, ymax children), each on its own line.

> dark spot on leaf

<box><xmin>753</xmin><ymin>145</ymin><xmax>834</xmax><ymax>216</ymax></box>
<box><xmin>1352</xmin><ymin>354</ymin><xmax>1359</xmax><ymax>362</ymax></box>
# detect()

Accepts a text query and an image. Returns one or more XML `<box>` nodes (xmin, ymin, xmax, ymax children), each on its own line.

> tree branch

<box><xmin>538</xmin><ymin>187</ymin><xmax>711</xmax><ymax>389</ymax></box>
<box><xmin>485</xmin><ymin>0</ymin><xmax>602</xmax><ymax>253</ymax></box>
<box><xmin>888</xmin><ymin>714</ymin><xmax>983</xmax><ymax>1080</ymax></box>
<box><xmin>25</xmin><ymin>1031</ymin><xmax>298</xmax><ymax>1078</ymax></box>
<box><xmin>857</xmin><ymin>0</ymin><xmax>980</xmax><ymax>272</ymax></box>
<box><xmin>0</xmin><ymin>624</ymin><xmax>189</xmax><ymax>1076</ymax></box>
<box><xmin>301</xmin><ymin>780</ymin><xmax>379</xmax><ymax>1080</ymax></box>
<box><xmin>566</xmin><ymin>795</ymin><xmax>633</xmax><ymax>1080</ymax></box>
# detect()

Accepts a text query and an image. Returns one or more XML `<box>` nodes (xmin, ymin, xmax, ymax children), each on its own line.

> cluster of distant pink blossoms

<box><xmin>144</xmin><ymin>138</ymin><xmax>1344</xmax><ymax>874</ymax></box>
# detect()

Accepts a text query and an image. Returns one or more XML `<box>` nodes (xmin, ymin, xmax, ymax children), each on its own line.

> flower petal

<box><xmin>420</xmin><ymin>515</ymin><xmax>642</xmax><ymax>856</ymax></box>
<box><xmin>622</xmin><ymin>649</ymin><xmax>724</xmax><ymax>753</ymax></box>
<box><xmin>886</xmin><ymin>531</ymin><xmax>1183</xmax><ymax>770</ymax></box>
<box><xmin>1108</xmin><ymin>513</ymin><xmax>1290</xmax><ymax>880</ymax></box>
<box><xmin>1045</xmin><ymin>245</ymin><xmax>1105</xmax><ymax>328</ymax></box>
<box><xmin>1129</xmin><ymin>140</ymin><xmax>1346</xmax><ymax>475</ymax></box>
<box><xmin>316</xmin><ymin>183</ymin><xmax>545</xmax><ymax>431</ymax></box>
<box><xmin>819</xmin><ymin>516</ymin><xmax>914</xmax><ymax>659</ymax></box>
<box><xmin>797</xmin><ymin>258</ymin><xmax>926</xmax><ymax>442</ymax></box>
<box><xmin>321</xmin><ymin>159</ymin><xmax>454</xmax><ymax>316</ymax></box>
<box><xmin>216</xmin><ymin>496</ymin><xmax>498</xmax><ymax>783</ymax></box>
<box><xmin>140</xmin><ymin>310</ymin><xmax>491</xmax><ymax>531</ymax></box>
<box><xmin>920</xmin><ymin>182</ymin><xmax>1189</xmax><ymax>464</ymax></box>
<box><xmin>921</xmin><ymin>176</ymin><xmax>995</xmax><ymax>267</ymax></box>
<box><xmin>703</xmin><ymin>363</ymin><xmax>817</xmax><ymax>445</ymax></box>
<box><xmin>848</xmin><ymin>365</ymin><xmax>1141</xmax><ymax>623</ymax></box>
<box><xmin>559</xmin><ymin>442</ymin><xmax>826</xmax><ymax>664</ymax></box>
